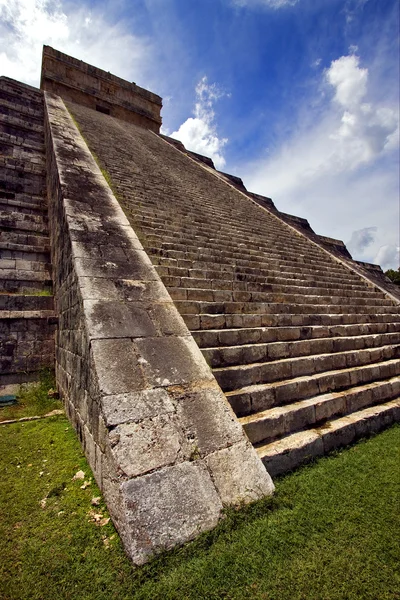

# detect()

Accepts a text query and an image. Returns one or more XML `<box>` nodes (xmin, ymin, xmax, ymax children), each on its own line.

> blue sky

<box><xmin>1</xmin><ymin>0</ymin><xmax>399</xmax><ymax>270</ymax></box>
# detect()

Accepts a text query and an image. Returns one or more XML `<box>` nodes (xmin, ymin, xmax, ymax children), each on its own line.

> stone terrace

<box><xmin>65</xmin><ymin>101</ymin><xmax>400</xmax><ymax>475</ymax></box>
<box><xmin>0</xmin><ymin>77</ymin><xmax>56</xmax><ymax>386</ymax></box>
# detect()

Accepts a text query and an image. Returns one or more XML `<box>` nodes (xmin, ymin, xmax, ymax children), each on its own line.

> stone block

<box><xmin>175</xmin><ymin>387</ymin><xmax>243</xmax><ymax>456</ymax></box>
<box><xmin>120</xmin><ymin>462</ymin><xmax>223</xmax><ymax>565</ymax></box>
<box><xmin>205</xmin><ymin>441</ymin><xmax>274</xmax><ymax>505</ymax></box>
<box><xmin>101</xmin><ymin>388</ymin><xmax>174</xmax><ymax>427</ymax></box>
<box><xmin>321</xmin><ymin>418</ymin><xmax>356</xmax><ymax>453</ymax></box>
<box><xmin>134</xmin><ymin>336</ymin><xmax>214</xmax><ymax>387</ymax></box>
<box><xmin>315</xmin><ymin>393</ymin><xmax>346</xmax><ymax>422</ymax></box>
<box><xmin>84</xmin><ymin>299</ymin><xmax>157</xmax><ymax>339</ymax></box>
<box><xmin>91</xmin><ymin>338</ymin><xmax>146</xmax><ymax>395</ymax></box>
<box><xmin>109</xmin><ymin>414</ymin><xmax>182</xmax><ymax>478</ymax></box>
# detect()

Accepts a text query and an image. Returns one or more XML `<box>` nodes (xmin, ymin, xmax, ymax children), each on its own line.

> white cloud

<box><xmin>326</xmin><ymin>54</ymin><xmax>368</xmax><ymax>109</ymax></box>
<box><xmin>374</xmin><ymin>245</ymin><xmax>399</xmax><ymax>272</ymax></box>
<box><xmin>346</xmin><ymin>227</ymin><xmax>377</xmax><ymax>255</ymax></box>
<box><xmin>171</xmin><ymin>76</ymin><xmax>228</xmax><ymax>170</ymax></box>
<box><xmin>231</xmin><ymin>0</ymin><xmax>299</xmax><ymax>8</ymax></box>
<box><xmin>240</xmin><ymin>52</ymin><xmax>399</xmax><ymax>269</ymax></box>
<box><xmin>0</xmin><ymin>0</ymin><xmax>151</xmax><ymax>87</ymax></box>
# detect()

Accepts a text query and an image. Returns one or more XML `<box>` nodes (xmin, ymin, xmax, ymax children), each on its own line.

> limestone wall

<box><xmin>41</xmin><ymin>46</ymin><xmax>162</xmax><ymax>133</ymax></box>
<box><xmin>44</xmin><ymin>92</ymin><xmax>274</xmax><ymax>566</ymax></box>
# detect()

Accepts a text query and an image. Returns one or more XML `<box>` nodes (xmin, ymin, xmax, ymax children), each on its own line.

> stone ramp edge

<box><xmin>43</xmin><ymin>91</ymin><xmax>274</xmax><ymax>566</ymax></box>
<box><xmin>155</xmin><ymin>132</ymin><xmax>400</xmax><ymax>304</ymax></box>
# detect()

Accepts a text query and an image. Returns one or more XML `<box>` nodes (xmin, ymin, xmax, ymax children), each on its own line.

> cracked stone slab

<box><xmin>206</xmin><ymin>440</ymin><xmax>275</xmax><ymax>505</ymax></box>
<box><xmin>110</xmin><ymin>414</ymin><xmax>182</xmax><ymax>478</ymax></box>
<box><xmin>101</xmin><ymin>388</ymin><xmax>174</xmax><ymax>427</ymax></box>
<box><xmin>121</xmin><ymin>461</ymin><xmax>223</xmax><ymax>565</ymax></box>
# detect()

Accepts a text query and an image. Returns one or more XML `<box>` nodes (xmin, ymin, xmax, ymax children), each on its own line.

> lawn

<box><xmin>0</xmin><ymin>370</ymin><xmax>61</xmax><ymax>423</ymax></box>
<box><xmin>0</xmin><ymin>412</ymin><xmax>399</xmax><ymax>600</ymax></box>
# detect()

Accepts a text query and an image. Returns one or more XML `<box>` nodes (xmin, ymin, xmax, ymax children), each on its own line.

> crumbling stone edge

<box><xmin>44</xmin><ymin>92</ymin><xmax>274</xmax><ymax>566</ymax></box>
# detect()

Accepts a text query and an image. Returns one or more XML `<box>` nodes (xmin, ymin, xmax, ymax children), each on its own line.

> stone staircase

<box><xmin>64</xmin><ymin>102</ymin><xmax>400</xmax><ymax>475</ymax></box>
<box><xmin>0</xmin><ymin>77</ymin><xmax>56</xmax><ymax>387</ymax></box>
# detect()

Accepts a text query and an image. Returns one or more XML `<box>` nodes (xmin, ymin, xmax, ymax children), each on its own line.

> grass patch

<box><xmin>28</xmin><ymin>288</ymin><xmax>53</xmax><ymax>296</ymax></box>
<box><xmin>0</xmin><ymin>369</ymin><xmax>61</xmax><ymax>422</ymax></box>
<box><xmin>1</xmin><ymin>420</ymin><xmax>399</xmax><ymax>600</ymax></box>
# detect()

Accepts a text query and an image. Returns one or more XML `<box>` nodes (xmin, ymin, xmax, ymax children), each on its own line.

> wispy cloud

<box><xmin>231</xmin><ymin>0</ymin><xmax>299</xmax><ymax>8</ymax></box>
<box><xmin>0</xmin><ymin>0</ymin><xmax>151</xmax><ymax>87</ymax></box>
<box><xmin>346</xmin><ymin>227</ymin><xmax>377</xmax><ymax>255</ymax></box>
<box><xmin>170</xmin><ymin>77</ymin><xmax>228</xmax><ymax>169</ymax></box>
<box><xmin>240</xmin><ymin>51</ymin><xmax>399</xmax><ymax>269</ymax></box>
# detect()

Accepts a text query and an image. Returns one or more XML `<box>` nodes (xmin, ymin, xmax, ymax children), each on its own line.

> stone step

<box><xmin>203</xmin><ymin>332</ymin><xmax>400</xmax><ymax>368</ymax></box>
<box><xmin>0</xmin><ymin>246</ymin><xmax>50</xmax><ymax>263</ymax></box>
<box><xmin>0</xmin><ymin>88</ymin><xmax>44</xmax><ymax>115</ymax></box>
<box><xmin>215</xmin><ymin>344</ymin><xmax>400</xmax><ymax>392</ymax></box>
<box><xmin>169</xmin><ymin>285</ymin><xmax>391</xmax><ymax>306</ymax></box>
<box><xmin>175</xmin><ymin>300</ymin><xmax>399</xmax><ymax>317</ymax></box>
<box><xmin>0</xmin><ymin>309</ymin><xmax>56</xmax><ymax>320</ymax></box>
<box><xmin>182</xmin><ymin>311</ymin><xmax>400</xmax><ymax>332</ymax></box>
<box><xmin>193</xmin><ymin>321</ymin><xmax>400</xmax><ymax>348</ymax></box>
<box><xmin>0</xmin><ymin>131</ymin><xmax>44</xmax><ymax>153</ymax></box>
<box><xmin>0</xmin><ymin>212</ymin><xmax>48</xmax><ymax>233</ymax></box>
<box><xmin>0</xmin><ymin>294</ymin><xmax>53</xmax><ymax>311</ymax></box>
<box><xmin>0</xmin><ymin>120</ymin><xmax>43</xmax><ymax>147</ymax></box>
<box><xmin>0</xmin><ymin>138</ymin><xmax>44</xmax><ymax>161</ymax></box>
<box><xmin>0</xmin><ymin>78</ymin><xmax>43</xmax><ymax>104</ymax></box>
<box><xmin>0</xmin><ymin>197</ymin><xmax>48</xmax><ymax>215</ymax></box>
<box><xmin>256</xmin><ymin>398</ymin><xmax>400</xmax><ymax>476</ymax></box>
<box><xmin>156</xmin><ymin>260</ymin><xmax>370</xmax><ymax>290</ymax></box>
<box><xmin>0</xmin><ymin>230</ymin><xmax>50</xmax><ymax>249</ymax></box>
<box><xmin>0</xmin><ymin>258</ymin><xmax>51</xmax><ymax>272</ymax></box>
<box><xmin>0</xmin><ymin>311</ymin><xmax>56</xmax><ymax>375</ymax></box>
<box><xmin>150</xmin><ymin>246</ymin><xmax>354</xmax><ymax>280</ymax></box>
<box><xmin>167</xmin><ymin>280</ymin><xmax>386</xmax><ymax>302</ymax></box>
<box><xmin>241</xmin><ymin>377</ymin><xmax>399</xmax><ymax>445</ymax></box>
<box><xmin>0</xmin><ymin>98</ymin><xmax>44</xmax><ymax>124</ymax></box>
<box><xmin>0</xmin><ymin>173</ymin><xmax>45</xmax><ymax>198</ymax></box>
<box><xmin>136</xmin><ymin>215</ymin><xmax>344</xmax><ymax>263</ymax></box>
<box><xmin>0</xmin><ymin>110</ymin><xmax>43</xmax><ymax>134</ymax></box>
<box><xmin>225</xmin><ymin>357</ymin><xmax>400</xmax><ymax>416</ymax></box>
<box><xmin>0</xmin><ymin>279</ymin><xmax>52</xmax><ymax>294</ymax></box>
<box><xmin>154</xmin><ymin>259</ymin><xmax>378</xmax><ymax>294</ymax></box>
<box><xmin>0</xmin><ymin>268</ymin><xmax>52</xmax><ymax>283</ymax></box>
<box><xmin>0</xmin><ymin>156</ymin><xmax>45</xmax><ymax>177</ymax></box>
<box><xmin>0</xmin><ymin>191</ymin><xmax>45</xmax><ymax>206</ymax></box>
<box><xmin>142</xmin><ymin>226</ymin><xmax>328</xmax><ymax>262</ymax></box>
<box><xmin>131</xmin><ymin>206</ymin><xmax>312</xmax><ymax>244</ymax></box>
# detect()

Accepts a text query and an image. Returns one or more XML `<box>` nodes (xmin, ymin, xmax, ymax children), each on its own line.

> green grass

<box><xmin>0</xmin><ymin>370</ymin><xmax>61</xmax><ymax>422</ymax></box>
<box><xmin>1</xmin><ymin>419</ymin><xmax>399</xmax><ymax>600</ymax></box>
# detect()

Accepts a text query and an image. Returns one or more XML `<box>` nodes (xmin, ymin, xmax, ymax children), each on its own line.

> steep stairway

<box><xmin>0</xmin><ymin>77</ymin><xmax>56</xmax><ymax>386</ymax></box>
<box><xmin>66</xmin><ymin>101</ymin><xmax>400</xmax><ymax>475</ymax></box>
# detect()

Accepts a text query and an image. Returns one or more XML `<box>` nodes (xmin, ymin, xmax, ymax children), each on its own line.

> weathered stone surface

<box><xmin>84</xmin><ymin>299</ymin><xmax>157</xmax><ymax>339</ymax></box>
<box><xmin>44</xmin><ymin>90</ymin><xmax>273</xmax><ymax>567</ymax></box>
<box><xmin>121</xmin><ymin>461</ymin><xmax>223</xmax><ymax>565</ymax></box>
<box><xmin>109</xmin><ymin>414</ymin><xmax>182</xmax><ymax>478</ymax></box>
<box><xmin>134</xmin><ymin>336</ymin><xmax>214</xmax><ymax>387</ymax></box>
<box><xmin>90</xmin><ymin>339</ymin><xmax>146</xmax><ymax>395</ymax></box>
<box><xmin>175</xmin><ymin>387</ymin><xmax>244</xmax><ymax>456</ymax></box>
<box><xmin>41</xmin><ymin>46</ymin><xmax>162</xmax><ymax>132</ymax></box>
<box><xmin>206</xmin><ymin>441</ymin><xmax>275</xmax><ymax>504</ymax></box>
<box><xmin>101</xmin><ymin>388</ymin><xmax>174</xmax><ymax>427</ymax></box>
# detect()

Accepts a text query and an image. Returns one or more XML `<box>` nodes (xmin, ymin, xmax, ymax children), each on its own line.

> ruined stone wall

<box><xmin>44</xmin><ymin>92</ymin><xmax>274</xmax><ymax>566</ymax></box>
<box><xmin>41</xmin><ymin>46</ymin><xmax>162</xmax><ymax>133</ymax></box>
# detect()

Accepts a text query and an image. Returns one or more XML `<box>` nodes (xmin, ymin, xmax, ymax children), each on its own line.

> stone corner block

<box><xmin>206</xmin><ymin>440</ymin><xmax>275</xmax><ymax>506</ymax></box>
<box><xmin>120</xmin><ymin>461</ymin><xmax>223</xmax><ymax>565</ymax></box>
